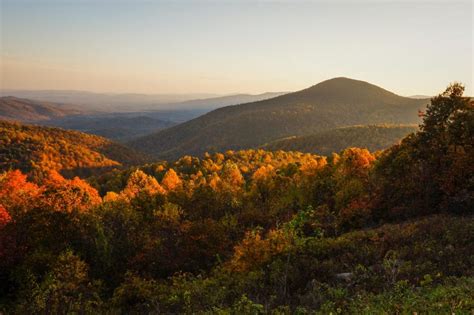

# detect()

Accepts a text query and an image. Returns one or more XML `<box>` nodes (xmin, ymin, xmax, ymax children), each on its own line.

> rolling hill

<box><xmin>0</xmin><ymin>96</ymin><xmax>83</xmax><ymax>121</ymax></box>
<box><xmin>130</xmin><ymin>77</ymin><xmax>429</xmax><ymax>159</ymax></box>
<box><xmin>0</xmin><ymin>120</ymin><xmax>147</xmax><ymax>178</ymax></box>
<box><xmin>261</xmin><ymin>124</ymin><xmax>418</xmax><ymax>155</ymax></box>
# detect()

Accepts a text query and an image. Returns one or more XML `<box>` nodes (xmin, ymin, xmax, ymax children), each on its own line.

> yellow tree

<box><xmin>41</xmin><ymin>171</ymin><xmax>102</xmax><ymax>213</ymax></box>
<box><xmin>121</xmin><ymin>170</ymin><xmax>165</xmax><ymax>200</ymax></box>
<box><xmin>221</xmin><ymin>162</ymin><xmax>244</xmax><ymax>189</ymax></box>
<box><xmin>228</xmin><ymin>228</ymin><xmax>292</xmax><ymax>272</ymax></box>
<box><xmin>161</xmin><ymin>169</ymin><xmax>182</xmax><ymax>191</ymax></box>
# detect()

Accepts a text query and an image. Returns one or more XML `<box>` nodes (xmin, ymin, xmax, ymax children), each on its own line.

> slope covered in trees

<box><xmin>0</xmin><ymin>96</ymin><xmax>82</xmax><ymax>121</ymax></box>
<box><xmin>262</xmin><ymin>124</ymin><xmax>418</xmax><ymax>155</ymax></box>
<box><xmin>0</xmin><ymin>84</ymin><xmax>472</xmax><ymax>313</ymax></box>
<box><xmin>131</xmin><ymin>77</ymin><xmax>429</xmax><ymax>159</ymax></box>
<box><xmin>0</xmin><ymin>120</ymin><xmax>146</xmax><ymax>178</ymax></box>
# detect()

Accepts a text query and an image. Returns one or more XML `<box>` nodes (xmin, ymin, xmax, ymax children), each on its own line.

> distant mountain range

<box><xmin>261</xmin><ymin>124</ymin><xmax>418</xmax><ymax>156</ymax></box>
<box><xmin>0</xmin><ymin>92</ymin><xmax>289</xmax><ymax>142</ymax></box>
<box><xmin>130</xmin><ymin>77</ymin><xmax>430</xmax><ymax>159</ymax></box>
<box><xmin>163</xmin><ymin>92</ymin><xmax>287</xmax><ymax>111</ymax></box>
<box><xmin>0</xmin><ymin>90</ymin><xmax>217</xmax><ymax>112</ymax></box>
<box><xmin>0</xmin><ymin>90</ymin><xmax>287</xmax><ymax>112</ymax></box>
<box><xmin>0</xmin><ymin>96</ymin><xmax>83</xmax><ymax>121</ymax></box>
<box><xmin>0</xmin><ymin>96</ymin><xmax>175</xmax><ymax>141</ymax></box>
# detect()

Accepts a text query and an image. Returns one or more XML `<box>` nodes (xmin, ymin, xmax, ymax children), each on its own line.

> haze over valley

<box><xmin>0</xmin><ymin>91</ymin><xmax>287</xmax><ymax>141</ymax></box>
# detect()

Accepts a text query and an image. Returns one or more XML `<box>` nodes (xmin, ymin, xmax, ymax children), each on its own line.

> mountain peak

<box><xmin>294</xmin><ymin>77</ymin><xmax>401</xmax><ymax>104</ymax></box>
<box><xmin>306</xmin><ymin>77</ymin><xmax>390</xmax><ymax>92</ymax></box>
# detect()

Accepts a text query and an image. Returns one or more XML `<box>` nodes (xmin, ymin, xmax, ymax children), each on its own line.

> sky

<box><xmin>0</xmin><ymin>0</ymin><xmax>472</xmax><ymax>96</ymax></box>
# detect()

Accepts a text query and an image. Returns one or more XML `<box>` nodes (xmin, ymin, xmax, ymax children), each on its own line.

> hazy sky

<box><xmin>1</xmin><ymin>0</ymin><xmax>472</xmax><ymax>95</ymax></box>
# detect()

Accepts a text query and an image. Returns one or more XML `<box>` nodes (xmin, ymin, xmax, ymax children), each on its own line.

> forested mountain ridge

<box><xmin>262</xmin><ymin>124</ymin><xmax>418</xmax><ymax>155</ymax></box>
<box><xmin>0</xmin><ymin>96</ymin><xmax>83</xmax><ymax>121</ymax></box>
<box><xmin>130</xmin><ymin>77</ymin><xmax>429</xmax><ymax>159</ymax></box>
<box><xmin>0</xmin><ymin>120</ymin><xmax>146</xmax><ymax>178</ymax></box>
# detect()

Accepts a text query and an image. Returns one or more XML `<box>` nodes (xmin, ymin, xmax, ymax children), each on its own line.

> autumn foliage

<box><xmin>0</xmin><ymin>84</ymin><xmax>472</xmax><ymax>313</ymax></box>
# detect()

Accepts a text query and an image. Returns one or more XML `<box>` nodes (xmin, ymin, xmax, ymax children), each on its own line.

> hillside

<box><xmin>262</xmin><ymin>125</ymin><xmax>418</xmax><ymax>155</ymax></box>
<box><xmin>0</xmin><ymin>96</ymin><xmax>82</xmax><ymax>121</ymax></box>
<box><xmin>0</xmin><ymin>120</ymin><xmax>147</xmax><ymax>178</ymax></box>
<box><xmin>130</xmin><ymin>77</ymin><xmax>429</xmax><ymax>159</ymax></box>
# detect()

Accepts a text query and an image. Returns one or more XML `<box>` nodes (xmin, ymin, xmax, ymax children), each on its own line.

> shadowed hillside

<box><xmin>130</xmin><ymin>78</ymin><xmax>429</xmax><ymax>159</ymax></box>
<box><xmin>262</xmin><ymin>125</ymin><xmax>418</xmax><ymax>155</ymax></box>
<box><xmin>46</xmin><ymin>115</ymin><xmax>177</xmax><ymax>142</ymax></box>
<box><xmin>0</xmin><ymin>96</ymin><xmax>82</xmax><ymax>121</ymax></box>
<box><xmin>0</xmin><ymin>120</ymin><xmax>147</xmax><ymax>178</ymax></box>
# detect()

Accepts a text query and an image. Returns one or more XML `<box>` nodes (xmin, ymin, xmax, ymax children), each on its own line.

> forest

<box><xmin>0</xmin><ymin>121</ymin><xmax>147</xmax><ymax>179</ymax></box>
<box><xmin>0</xmin><ymin>84</ymin><xmax>472</xmax><ymax>313</ymax></box>
<box><xmin>261</xmin><ymin>124</ymin><xmax>418</xmax><ymax>155</ymax></box>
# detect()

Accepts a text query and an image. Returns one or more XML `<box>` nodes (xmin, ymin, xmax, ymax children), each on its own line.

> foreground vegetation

<box><xmin>0</xmin><ymin>84</ymin><xmax>472</xmax><ymax>313</ymax></box>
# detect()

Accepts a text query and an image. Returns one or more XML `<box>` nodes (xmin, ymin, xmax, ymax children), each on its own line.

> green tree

<box><xmin>16</xmin><ymin>250</ymin><xmax>102</xmax><ymax>314</ymax></box>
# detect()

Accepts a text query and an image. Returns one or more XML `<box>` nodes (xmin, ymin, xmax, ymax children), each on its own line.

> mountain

<box><xmin>130</xmin><ymin>77</ymin><xmax>429</xmax><ymax>159</ymax></box>
<box><xmin>261</xmin><ymin>124</ymin><xmax>418</xmax><ymax>155</ymax></box>
<box><xmin>0</xmin><ymin>120</ymin><xmax>147</xmax><ymax>178</ymax></box>
<box><xmin>0</xmin><ymin>96</ymin><xmax>83</xmax><ymax>121</ymax></box>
